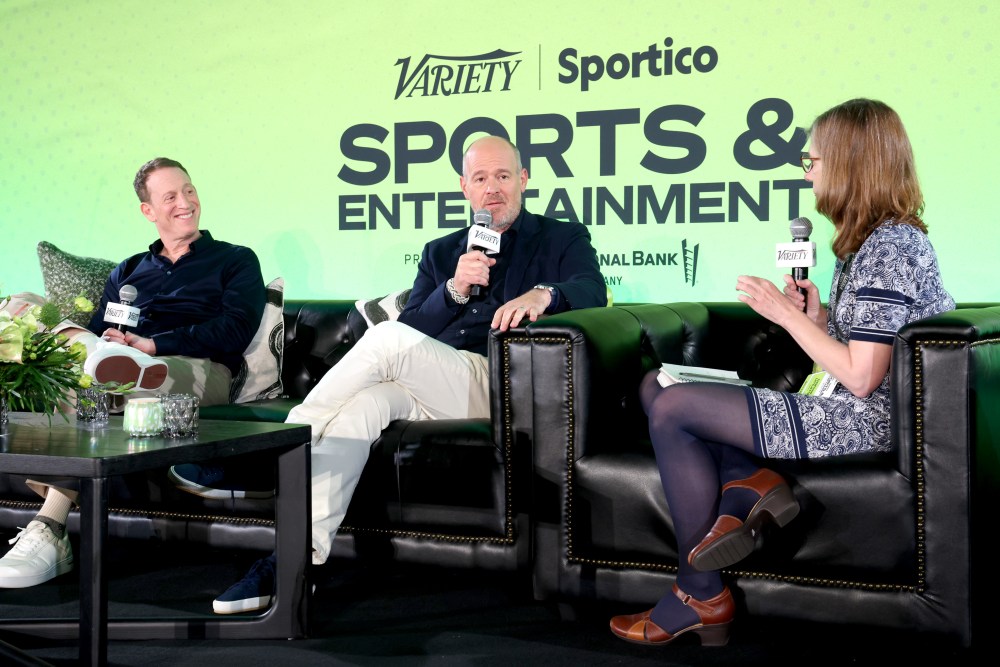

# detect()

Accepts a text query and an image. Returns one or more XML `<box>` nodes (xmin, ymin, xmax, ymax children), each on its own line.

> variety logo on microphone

<box><xmin>776</xmin><ymin>216</ymin><xmax>815</xmax><ymax>269</ymax></box>
<box><xmin>777</xmin><ymin>217</ymin><xmax>816</xmax><ymax>306</ymax></box>
<box><xmin>467</xmin><ymin>208</ymin><xmax>501</xmax><ymax>254</ymax></box>
<box><xmin>775</xmin><ymin>245</ymin><xmax>815</xmax><ymax>266</ymax></box>
<box><xmin>104</xmin><ymin>285</ymin><xmax>140</xmax><ymax>331</ymax></box>
<box><xmin>467</xmin><ymin>225</ymin><xmax>501</xmax><ymax>254</ymax></box>
<box><xmin>468</xmin><ymin>209</ymin><xmax>502</xmax><ymax>297</ymax></box>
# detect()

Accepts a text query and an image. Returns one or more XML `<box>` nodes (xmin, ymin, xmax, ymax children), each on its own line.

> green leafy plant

<box><xmin>0</xmin><ymin>294</ymin><xmax>96</xmax><ymax>417</ymax></box>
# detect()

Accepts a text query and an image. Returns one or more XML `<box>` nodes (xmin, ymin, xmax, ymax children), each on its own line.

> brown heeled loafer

<box><xmin>688</xmin><ymin>469</ymin><xmax>799</xmax><ymax>572</ymax></box>
<box><xmin>609</xmin><ymin>584</ymin><xmax>734</xmax><ymax>646</ymax></box>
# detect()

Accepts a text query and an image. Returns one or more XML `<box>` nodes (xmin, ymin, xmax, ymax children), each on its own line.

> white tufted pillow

<box><xmin>229</xmin><ymin>277</ymin><xmax>285</xmax><ymax>403</ymax></box>
<box><xmin>353</xmin><ymin>288</ymin><xmax>412</xmax><ymax>329</ymax></box>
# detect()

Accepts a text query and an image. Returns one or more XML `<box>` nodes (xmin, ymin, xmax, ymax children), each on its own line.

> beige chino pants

<box><xmin>286</xmin><ymin>321</ymin><xmax>491</xmax><ymax>565</ymax></box>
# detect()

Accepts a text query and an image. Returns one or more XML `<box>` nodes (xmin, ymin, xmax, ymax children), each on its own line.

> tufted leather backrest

<box><xmin>663</xmin><ymin>302</ymin><xmax>813</xmax><ymax>391</ymax></box>
<box><xmin>281</xmin><ymin>300</ymin><xmax>358</xmax><ymax>399</ymax></box>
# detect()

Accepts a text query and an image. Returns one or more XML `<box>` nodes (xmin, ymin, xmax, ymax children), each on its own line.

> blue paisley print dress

<box><xmin>744</xmin><ymin>222</ymin><xmax>954</xmax><ymax>459</ymax></box>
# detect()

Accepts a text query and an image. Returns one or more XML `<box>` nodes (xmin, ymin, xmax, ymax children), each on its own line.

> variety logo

<box><xmin>394</xmin><ymin>49</ymin><xmax>523</xmax><ymax>100</ymax></box>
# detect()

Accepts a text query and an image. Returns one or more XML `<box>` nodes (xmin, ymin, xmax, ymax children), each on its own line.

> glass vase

<box><xmin>0</xmin><ymin>389</ymin><xmax>8</xmax><ymax>428</ymax></box>
<box><xmin>76</xmin><ymin>388</ymin><xmax>110</xmax><ymax>425</ymax></box>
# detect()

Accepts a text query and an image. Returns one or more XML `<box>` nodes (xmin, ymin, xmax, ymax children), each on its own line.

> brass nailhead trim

<box><xmin>0</xmin><ymin>500</ymin><xmax>277</xmax><ymax>527</ymax></box>
<box><xmin>0</xmin><ymin>499</ymin><xmax>510</xmax><ymax>543</ymax></box>
<box><xmin>0</xmin><ymin>502</ymin><xmax>513</xmax><ymax>544</ymax></box>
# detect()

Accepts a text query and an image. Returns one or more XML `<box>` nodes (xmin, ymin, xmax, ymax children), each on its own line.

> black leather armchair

<box><xmin>518</xmin><ymin>301</ymin><xmax>999</xmax><ymax>648</ymax></box>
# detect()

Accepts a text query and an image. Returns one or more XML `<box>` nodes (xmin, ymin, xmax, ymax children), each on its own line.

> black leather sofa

<box><xmin>0</xmin><ymin>299</ymin><xmax>535</xmax><ymax>572</ymax></box>
<box><xmin>1</xmin><ymin>298</ymin><xmax>995</xmax><ymax>649</ymax></box>
<box><xmin>516</xmin><ymin>301</ymin><xmax>999</xmax><ymax>649</ymax></box>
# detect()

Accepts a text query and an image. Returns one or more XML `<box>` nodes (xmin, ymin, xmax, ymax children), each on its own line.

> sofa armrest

<box><xmin>514</xmin><ymin>305</ymin><xmax>689</xmax><ymax>464</ymax></box>
<box><xmin>890</xmin><ymin>304</ymin><xmax>1000</xmax><ymax>645</ymax></box>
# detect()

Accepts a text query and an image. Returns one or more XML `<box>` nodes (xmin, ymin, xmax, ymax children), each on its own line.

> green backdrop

<box><xmin>2</xmin><ymin>1</ymin><xmax>996</xmax><ymax>304</ymax></box>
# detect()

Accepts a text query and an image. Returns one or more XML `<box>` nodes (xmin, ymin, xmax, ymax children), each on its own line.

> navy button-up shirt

<box><xmin>88</xmin><ymin>230</ymin><xmax>265</xmax><ymax>375</ymax></box>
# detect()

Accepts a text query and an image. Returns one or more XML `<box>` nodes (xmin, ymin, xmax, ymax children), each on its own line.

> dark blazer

<box><xmin>398</xmin><ymin>209</ymin><xmax>606</xmax><ymax>348</ymax></box>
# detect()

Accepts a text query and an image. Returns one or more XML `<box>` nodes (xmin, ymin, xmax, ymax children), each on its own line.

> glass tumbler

<box><xmin>76</xmin><ymin>388</ymin><xmax>110</xmax><ymax>425</ymax></box>
<box><xmin>160</xmin><ymin>393</ymin><xmax>199</xmax><ymax>438</ymax></box>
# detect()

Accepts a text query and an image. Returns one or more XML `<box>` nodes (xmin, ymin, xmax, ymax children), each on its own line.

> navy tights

<box><xmin>639</xmin><ymin>370</ymin><xmax>762</xmax><ymax>632</ymax></box>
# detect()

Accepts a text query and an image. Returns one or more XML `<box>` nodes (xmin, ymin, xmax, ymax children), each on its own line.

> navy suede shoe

<box><xmin>214</xmin><ymin>553</ymin><xmax>276</xmax><ymax>614</ymax></box>
<box><xmin>168</xmin><ymin>463</ymin><xmax>274</xmax><ymax>500</ymax></box>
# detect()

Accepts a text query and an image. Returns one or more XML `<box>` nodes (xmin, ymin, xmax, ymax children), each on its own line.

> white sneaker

<box><xmin>0</xmin><ymin>520</ymin><xmax>74</xmax><ymax>588</ymax></box>
<box><xmin>83</xmin><ymin>343</ymin><xmax>168</xmax><ymax>390</ymax></box>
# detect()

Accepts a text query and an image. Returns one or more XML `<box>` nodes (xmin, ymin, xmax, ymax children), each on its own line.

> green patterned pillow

<box><xmin>36</xmin><ymin>241</ymin><xmax>117</xmax><ymax>319</ymax></box>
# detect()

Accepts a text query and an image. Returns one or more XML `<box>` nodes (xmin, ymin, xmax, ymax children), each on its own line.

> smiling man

<box><xmin>0</xmin><ymin>158</ymin><xmax>265</xmax><ymax>591</ymax></box>
<box><xmin>170</xmin><ymin>135</ymin><xmax>607</xmax><ymax>615</ymax></box>
<box><xmin>86</xmin><ymin>157</ymin><xmax>265</xmax><ymax>405</ymax></box>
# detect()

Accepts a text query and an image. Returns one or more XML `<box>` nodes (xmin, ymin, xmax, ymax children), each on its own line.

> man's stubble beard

<box><xmin>489</xmin><ymin>194</ymin><xmax>521</xmax><ymax>233</ymax></box>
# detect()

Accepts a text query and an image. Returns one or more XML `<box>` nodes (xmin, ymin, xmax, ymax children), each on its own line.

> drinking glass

<box><xmin>76</xmin><ymin>388</ymin><xmax>110</xmax><ymax>425</ymax></box>
<box><xmin>160</xmin><ymin>394</ymin><xmax>199</xmax><ymax>438</ymax></box>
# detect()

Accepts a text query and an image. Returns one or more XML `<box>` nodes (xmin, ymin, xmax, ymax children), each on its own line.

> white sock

<box><xmin>36</xmin><ymin>488</ymin><xmax>74</xmax><ymax>538</ymax></box>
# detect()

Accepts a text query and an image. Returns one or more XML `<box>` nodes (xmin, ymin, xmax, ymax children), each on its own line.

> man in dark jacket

<box><xmin>173</xmin><ymin>136</ymin><xmax>607</xmax><ymax>614</ymax></box>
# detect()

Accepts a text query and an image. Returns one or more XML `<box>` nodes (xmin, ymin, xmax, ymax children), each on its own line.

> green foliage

<box><xmin>0</xmin><ymin>330</ymin><xmax>82</xmax><ymax>413</ymax></box>
<box><xmin>0</xmin><ymin>293</ymin><xmax>95</xmax><ymax>417</ymax></box>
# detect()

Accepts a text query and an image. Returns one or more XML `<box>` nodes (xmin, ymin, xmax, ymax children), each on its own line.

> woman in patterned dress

<box><xmin>609</xmin><ymin>98</ymin><xmax>955</xmax><ymax>647</ymax></box>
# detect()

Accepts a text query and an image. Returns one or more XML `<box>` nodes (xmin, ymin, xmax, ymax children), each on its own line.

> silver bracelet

<box><xmin>446</xmin><ymin>278</ymin><xmax>470</xmax><ymax>304</ymax></box>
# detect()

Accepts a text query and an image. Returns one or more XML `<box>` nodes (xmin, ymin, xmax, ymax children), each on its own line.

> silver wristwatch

<box><xmin>533</xmin><ymin>284</ymin><xmax>557</xmax><ymax>307</ymax></box>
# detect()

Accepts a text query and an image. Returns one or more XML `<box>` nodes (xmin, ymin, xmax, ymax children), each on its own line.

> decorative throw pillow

<box><xmin>353</xmin><ymin>288</ymin><xmax>412</xmax><ymax>330</ymax></box>
<box><xmin>36</xmin><ymin>241</ymin><xmax>117</xmax><ymax>319</ymax></box>
<box><xmin>229</xmin><ymin>277</ymin><xmax>285</xmax><ymax>404</ymax></box>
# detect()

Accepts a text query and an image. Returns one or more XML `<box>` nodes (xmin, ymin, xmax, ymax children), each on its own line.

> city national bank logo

<box><xmin>599</xmin><ymin>240</ymin><xmax>700</xmax><ymax>286</ymax></box>
<box><xmin>394</xmin><ymin>49</ymin><xmax>523</xmax><ymax>99</ymax></box>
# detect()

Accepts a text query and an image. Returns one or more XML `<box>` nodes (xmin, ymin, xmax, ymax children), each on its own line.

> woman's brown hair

<box><xmin>809</xmin><ymin>99</ymin><xmax>927</xmax><ymax>259</ymax></box>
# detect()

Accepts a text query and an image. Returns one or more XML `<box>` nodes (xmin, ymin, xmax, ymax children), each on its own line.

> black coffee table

<box><xmin>0</xmin><ymin>413</ymin><xmax>311</xmax><ymax>667</ymax></box>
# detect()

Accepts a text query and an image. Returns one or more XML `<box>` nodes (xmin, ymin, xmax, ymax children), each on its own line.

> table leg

<box><xmin>0</xmin><ymin>438</ymin><xmax>311</xmax><ymax>644</ymax></box>
<box><xmin>271</xmin><ymin>439</ymin><xmax>311</xmax><ymax>637</ymax></box>
<box><xmin>79</xmin><ymin>476</ymin><xmax>108</xmax><ymax>667</ymax></box>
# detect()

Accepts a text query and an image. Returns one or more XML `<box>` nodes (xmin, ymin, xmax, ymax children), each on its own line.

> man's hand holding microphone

<box><xmin>448</xmin><ymin>208</ymin><xmax>552</xmax><ymax>331</ymax></box>
<box><xmin>99</xmin><ymin>284</ymin><xmax>157</xmax><ymax>354</ymax></box>
<box><xmin>450</xmin><ymin>208</ymin><xmax>500</xmax><ymax>301</ymax></box>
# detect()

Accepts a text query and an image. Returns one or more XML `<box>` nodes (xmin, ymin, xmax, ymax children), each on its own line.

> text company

<box><xmin>339</xmin><ymin>99</ymin><xmax>806</xmax><ymax>186</ymax></box>
<box><xmin>394</xmin><ymin>49</ymin><xmax>522</xmax><ymax>99</ymax></box>
<box><xmin>598</xmin><ymin>239</ymin><xmax>701</xmax><ymax>286</ymax></box>
<box><xmin>336</xmin><ymin>181</ymin><xmax>812</xmax><ymax>232</ymax></box>
<box><xmin>558</xmin><ymin>38</ymin><xmax>718</xmax><ymax>92</ymax></box>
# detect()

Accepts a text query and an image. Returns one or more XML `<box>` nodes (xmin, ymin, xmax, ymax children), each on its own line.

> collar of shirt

<box><xmin>149</xmin><ymin>229</ymin><xmax>215</xmax><ymax>260</ymax></box>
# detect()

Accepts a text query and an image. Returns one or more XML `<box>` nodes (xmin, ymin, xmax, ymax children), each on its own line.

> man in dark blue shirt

<box><xmin>86</xmin><ymin>157</ymin><xmax>265</xmax><ymax>406</ymax></box>
<box><xmin>0</xmin><ymin>158</ymin><xmax>265</xmax><ymax>591</ymax></box>
<box><xmin>174</xmin><ymin>135</ymin><xmax>606</xmax><ymax>615</ymax></box>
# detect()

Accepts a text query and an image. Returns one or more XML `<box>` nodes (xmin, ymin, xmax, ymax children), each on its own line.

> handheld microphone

<box><xmin>467</xmin><ymin>209</ymin><xmax>501</xmax><ymax>297</ymax></box>
<box><xmin>775</xmin><ymin>217</ymin><xmax>816</xmax><ymax>307</ymax></box>
<box><xmin>103</xmin><ymin>284</ymin><xmax>140</xmax><ymax>332</ymax></box>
